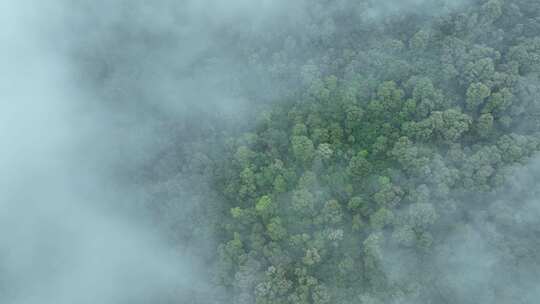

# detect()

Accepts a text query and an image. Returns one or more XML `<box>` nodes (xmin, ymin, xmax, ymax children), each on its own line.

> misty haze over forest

<box><xmin>2</xmin><ymin>0</ymin><xmax>540</xmax><ymax>303</ymax></box>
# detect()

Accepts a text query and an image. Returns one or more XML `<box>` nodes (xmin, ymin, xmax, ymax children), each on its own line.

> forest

<box><xmin>164</xmin><ymin>0</ymin><xmax>540</xmax><ymax>302</ymax></box>
<box><xmin>3</xmin><ymin>0</ymin><xmax>540</xmax><ymax>303</ymax></box>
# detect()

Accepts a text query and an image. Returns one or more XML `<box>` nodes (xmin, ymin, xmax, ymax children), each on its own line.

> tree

<box><xmin>406</xmin><ymin>202</ymin><xmax>438</xmax><ymax>229</ymax></box>
<box><xmin>482</xmin><ymin>88</ymin><xmax>513</xmax><ymax>115</ymax></box>
<box><xmin>390</xmin><ymin>137</ymin><xmax>430</xmax><ymax>174</ymax></box>
<box><xmin>348</xmin><ymin>150</ymin><xmax>372</xmax><ymax>180</ymax></box>
<box><xmin>481</xmin><ymin>0</ymin><xmax>503</xmax><ymax>24</ymax></box>
<box><xmin>344</xmin><ymin>104</ymin><xmax>364</xmax><ymax>133</ymax></box>
<box><xmin>318</xmin><ymin>199</ymin><xmax>343</xmax><ymax>225</ymax></box>
<box><xmin>369</xmin><ymin>208</ymin><xmax>395</xmax><ymax>230</ymax></box>
<box><xmin>477</xmin><ymin>113</ymin><xmax>494</xmax><ymax>138</ymax></box>
<box><xmin>256</xmin><ymin>195</ymin><xmax>276</xmax><ymax>218</ymax></box>
<box><xmin>267</xmin><ymin>217</ymin><xmax>287</xmax><ymax>241</ymax></box>
<box><xmin>302</xmin><ymin>248</ymin><xmax>321</xmax><ymax>266</ymax></box>
<box><xmin>292</xmin><ymin>123</ymin><xmax>308</xmax><ymax>136</ymax></box>
<box><xmin>464</xmin><ymin>57</ymin><xmax>495</xmax><ymax>84</ymax></box>
<box><xmin>235</xmin><ymin>146</ymin><xmax>256</xmax><ymax>167</ymax></box>
<box><xmin>312</xmin><ymin>284</ymin><xmax>331</xmax><ymax>304</ymax></box>
<box><xmin>508</xmin><ymin>38</ymin><xmax>540</xmax><ymax>74</ymax></box>
<box><xmin>409</xmin><ymin>29</ymin><xmax>430</xmax><ymax>51</ymax></box>
<box><xmin>316</xmin><ymin>143</ymin><xmax>333</xmax><ymax>160</ymax></box>
<box><xmin>412</xmin><ymin>78</ymin><xmax>443</xmax><ymax>118</ymax></box>
<box><xmin>273</xmin><ymin>175</ymin><xmax>287</xmax><ymax>193</ymax></box>
<box><xmin>239</xmin><ymin>167</ymin><xmax>257</xmax><ymax>200</ymax></box>
<box><xmin>368</xmin><ymin>81</ymin><xmax>404</xmax><ymax>121</ymax></box>
<box><xmin>292</xmin><ymin>135</ymin><xmax>315</xmax><ymax>165</ymax></box>
<box><xmin>431</xmin><ymin>109</ymin><xmax>472</xmax><ymax>142</ymax></box>
<box><xmin>218</xmin><ymin>232</ymin><xmax>246</xmax><ymax>286</ymax></box>
<box><xmin>255</xmin><ymin>266</ymin><xmax>293</xmax><ymax>303</ymax></box>
<box><xmin>466</xmin><ymin>82</ymin><xmax>491</xmax><ymax>113</ymax></box>
<box><xmin>373</xmin><ymin>176</ymin><xmax>402</xmax><ymax>208</ymax></box>
<box><xmin>292</xmin><ymin>189</ymin><xmax>316</xmax><ymax>216</ymax></box>
<box><xmin>348</xmin><ymin>196</ymin><xmax>371</xmax><ymax>216</ymax></box>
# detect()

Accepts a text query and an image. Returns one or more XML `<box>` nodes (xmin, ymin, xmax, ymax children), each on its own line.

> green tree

<box><xmin>477</xmin><ymin>113</ymin><xmax>494</xmax><ymax>138</ymax></box>
<box><xmin>256</xmin><ymin>195</ymin><xmax>276</xmax><ymax>218</ymax></box>
<box><xmin>267</xmin><ymin>217</ymin><xmax>287</xmax><ymax>241</ymax></box>
<box><xmin>466</xmin><ymin>82</ymin><xmax>491</xmax><ymax>112</ymax></box>
<box><xmin>348</xmin><ymin>151</ymin><xmax>372</xmax><ymax>180</ymax></box>
<box><xmin>292</xmin><ymin>136</ymin><xmax>315</xmax><ymax>165</ymax></box>
<box><xmin>292</xmin><ymin>189</ymin><xmax>316</xmax><ymax>216</ymax></box>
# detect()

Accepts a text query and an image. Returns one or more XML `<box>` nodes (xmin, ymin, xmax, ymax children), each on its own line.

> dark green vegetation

<box><xmin>137</xmin><ymin>0</ymin><xmax>540</xmax><ymax>303</ymax></box>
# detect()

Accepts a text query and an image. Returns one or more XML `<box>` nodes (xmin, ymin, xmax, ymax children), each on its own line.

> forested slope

<box><xmin>121</xmin><ymin>0</ymin><xmax>540</xmax><ymax>303</ymax></box>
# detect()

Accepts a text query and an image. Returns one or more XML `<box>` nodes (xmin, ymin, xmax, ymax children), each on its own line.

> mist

<box><xmin>0</xmin><ymin>0</ymin><xmax>300</xmax><ymax>302</ymax></box>
<box><xmin>0</xmin><ymin>1</ymin><xmax>215</xmax><ymax>303</ymax></box>
<box><xmin>2</xmin><ymin>0</ymin><xmax>540</xmax><ymax>303</ymax></box>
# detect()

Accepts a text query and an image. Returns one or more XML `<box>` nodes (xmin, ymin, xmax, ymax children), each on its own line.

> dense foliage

<box><xmin>202</xmin><ymin>0</ymin><xmax>540</xmax><ymax>303</ymax></box>
<box><xmin>111</xmin><ymin>0</ymin><xmax>540</xmax><ymax>303</ymax></box>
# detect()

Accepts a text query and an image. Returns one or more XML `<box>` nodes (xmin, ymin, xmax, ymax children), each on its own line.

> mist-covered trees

<box><xmin>207</xmin><ymin>1</ymin><xmax>540</xmax><ymax>302</ymax></box>
<box><xmin>141</xmin><ymin>0</ymin><xmax>540</xmax><ymax>303</ymax></box>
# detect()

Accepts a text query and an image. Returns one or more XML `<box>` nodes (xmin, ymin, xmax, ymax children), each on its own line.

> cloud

<box><xmin>0</xmin><ymin>2</ymin><xmax>212</xmax><ymax>303</ymax></box>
